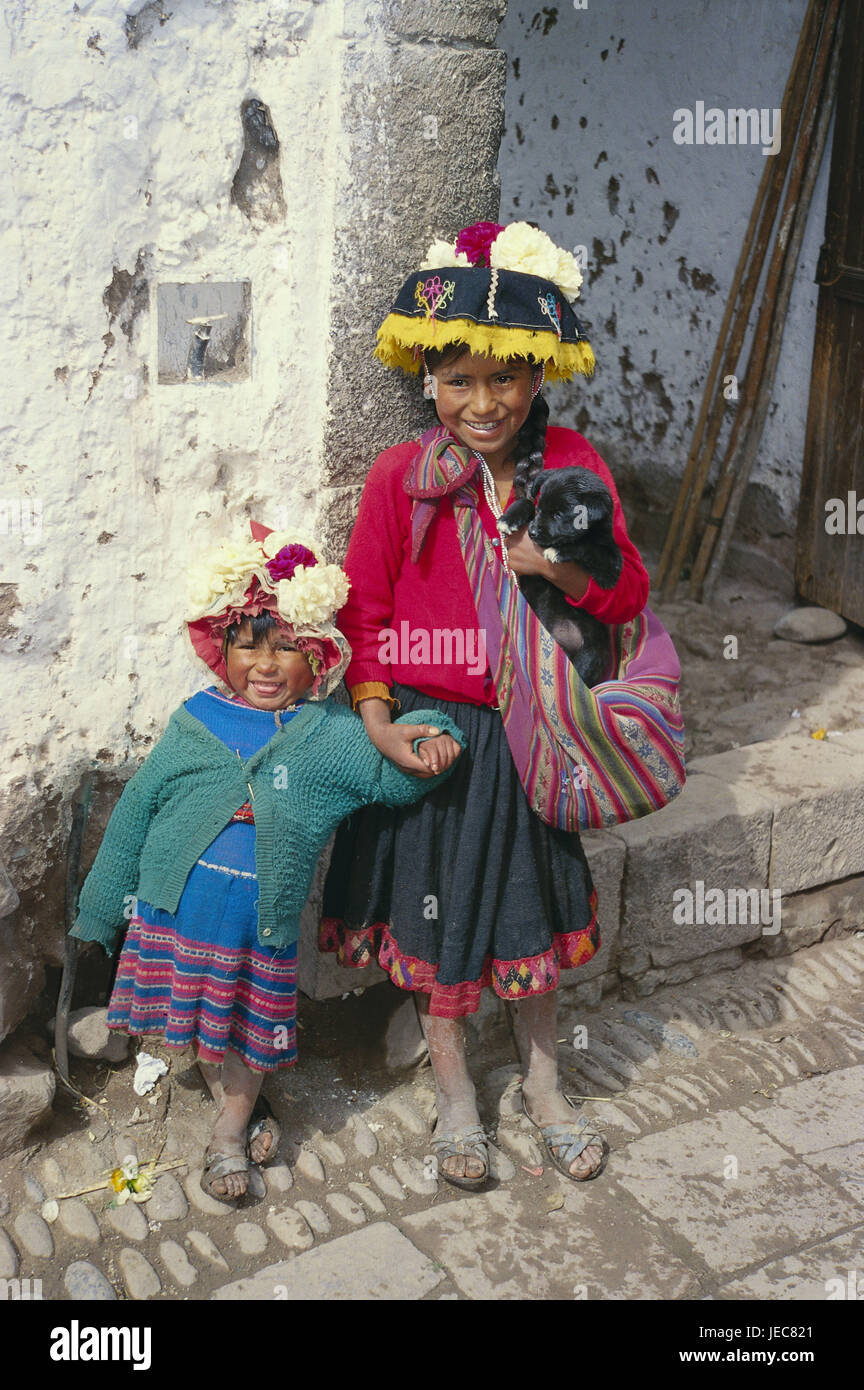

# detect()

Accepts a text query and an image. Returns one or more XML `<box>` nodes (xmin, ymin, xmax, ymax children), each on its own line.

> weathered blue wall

<box><xmin>497</xmin><ymin>0</ymin><xmax>832</xmax><ymax>555</ymax></box>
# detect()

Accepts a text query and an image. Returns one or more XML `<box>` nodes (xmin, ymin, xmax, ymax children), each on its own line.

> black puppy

<box><xmin>498</xmin><ymin>466</ymin><xmax>623</xmax><ymax>687</ymax></box>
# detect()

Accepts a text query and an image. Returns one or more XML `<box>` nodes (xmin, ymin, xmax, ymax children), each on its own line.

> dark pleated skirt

<box><xmin>319</xmin><ymin>683</ymin><xmax>599</xmax><ymax>1017</ymax></box>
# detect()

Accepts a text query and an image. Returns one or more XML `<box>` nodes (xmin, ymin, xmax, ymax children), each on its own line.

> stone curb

<box><xmin>577</xmin><ymin>729</ymin><xmax>864</xmax><ymax>998</ymax></box>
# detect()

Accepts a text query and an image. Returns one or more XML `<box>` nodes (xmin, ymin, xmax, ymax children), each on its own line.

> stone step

<box><xmin>598</xmin><ymin>1020</ymin><xmax>661</xmax><ymax>1068</ymax></box>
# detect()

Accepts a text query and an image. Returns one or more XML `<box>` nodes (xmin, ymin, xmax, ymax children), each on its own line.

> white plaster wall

<box><xmin>496</xmin><ymin>0</ymin><xmax>833</xmax><ymax>536</ymax></box>
<box><xmin>2</xmin><ymin>0</ymin><xmax>344</xmax><ymax>768</ymax></box>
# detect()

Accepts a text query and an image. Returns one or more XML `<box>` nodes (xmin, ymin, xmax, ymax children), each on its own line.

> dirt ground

<box><xmin>650</xmin><ymin>576</ymin><xmax>864</xmax><ymax>759</ymax></box>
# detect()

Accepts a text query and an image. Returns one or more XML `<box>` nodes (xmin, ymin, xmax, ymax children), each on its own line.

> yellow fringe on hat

<box><xmin>374</xmin><ymin>314</ymin><xmax>595</xmax><ymax>382</ymax></box>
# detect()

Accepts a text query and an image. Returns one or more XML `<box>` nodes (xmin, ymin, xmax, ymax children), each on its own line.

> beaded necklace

<box><xmin>472</xmin><ymin>450</ymin><xmax>514</xmax><ymax>576</ymax></box>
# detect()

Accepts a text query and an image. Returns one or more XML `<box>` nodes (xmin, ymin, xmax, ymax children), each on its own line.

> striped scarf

<box><xmin>405</xmin><ymin>428</ymin><xmax>686</xmax><ymax>831</ymax></box>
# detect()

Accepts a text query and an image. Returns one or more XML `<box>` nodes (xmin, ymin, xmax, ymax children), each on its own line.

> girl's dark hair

<box><xmin>223</xmin><ymin>613</ymin><xmax>283</xmax><ymax>647</ymax></box>
<box><xmin>423</xmin><ymin>344</ymin><xmax>549</xmax><ymax>499</ymax></box>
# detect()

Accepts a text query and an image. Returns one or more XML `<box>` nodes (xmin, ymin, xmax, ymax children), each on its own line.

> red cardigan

<box><xmin>337</xmin><ymin>426</ymin><xmax>650</xmax><ymax>707</ymax></box>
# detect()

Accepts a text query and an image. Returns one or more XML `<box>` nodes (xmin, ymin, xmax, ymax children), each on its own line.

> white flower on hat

<box><xmin>554</xmin><ymin>247</ymin><xmax>583</xmax><ymax>302</ymax></box>
<box><xmin>419</xmin><ymin>238</ymin><xmax>471</xmax><ymax>270</ymax></box>
<box><xmin>185</xmin><ymin>537</ymin><xmax>265</xmax><ymax>619</ymax></box>
<box><xmin>490</xmin><ymin>222</ymin><xmax>583</xmax><ymax>302</ymax></box>
<box><xmin>276</xmin><ymin>564</ymin><xmax>351</xmax><ymax>626</ymax></box>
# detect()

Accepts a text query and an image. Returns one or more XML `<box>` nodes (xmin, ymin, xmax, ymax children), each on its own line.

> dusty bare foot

<box><xmin>248</xmin><ymin>1121</ymin><xmax>276</xmax><ymax>1165</ymax></box>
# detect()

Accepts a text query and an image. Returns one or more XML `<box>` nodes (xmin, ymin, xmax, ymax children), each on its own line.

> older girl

<box><xmin>321</xmin><ymin>221</ymin><xmax>650</xmax><ymax>1189</ymax></box>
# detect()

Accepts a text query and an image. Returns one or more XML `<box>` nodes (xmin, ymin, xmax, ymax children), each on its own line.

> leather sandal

<box><xmin>522</xmin><ymin>1096</ymin><xmax>608</xmax><ymax>1182</ymax></box>
<box><xmin>430</xmin><ymin>1124</ymin><xmax>489</xmax><ymax>1192</ymax></box>
<box><xmin>246</xmin><ymin>1095</ymin><xmax>281</xmax><ymax>1165</ymax></box>
<box><xmin>201</xmin><ymin>1150</ymin><xmax>252</xmax><ymax>1206</ymax></box>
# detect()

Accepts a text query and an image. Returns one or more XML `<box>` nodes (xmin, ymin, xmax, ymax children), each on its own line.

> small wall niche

<box><xmin>156</xmin><ymin>281</ymin><xmax>252</xmax><ymax>384</ymax></box>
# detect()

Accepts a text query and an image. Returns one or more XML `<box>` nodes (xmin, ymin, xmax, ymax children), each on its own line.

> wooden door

<box><xmin>795</xmin><ymin>0</ymin><xmax>864</xmax><ymax>624</ymax></box>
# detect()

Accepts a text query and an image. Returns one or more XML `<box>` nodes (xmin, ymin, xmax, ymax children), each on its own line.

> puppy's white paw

<box><xmin>498</xmin><ymin>519</ymin><xmax>518</xmax><ymax>535</ymax></box>
<box><xmin>542</xmin><ymin>547</ymin><xmax>561</xmax><ymax>563</ymax></box>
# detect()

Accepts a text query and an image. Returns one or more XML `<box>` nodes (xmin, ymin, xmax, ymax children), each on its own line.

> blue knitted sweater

<box><xmin>71</xmin><ymin>696</ymin><xmax>466</xmax><ymax>954</ymax></box>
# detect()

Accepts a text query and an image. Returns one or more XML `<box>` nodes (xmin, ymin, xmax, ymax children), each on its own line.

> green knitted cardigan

<box><xmin>71</xmin><ymin>698</ymin><xmax>466</xmax><ymax>954</ymax></box>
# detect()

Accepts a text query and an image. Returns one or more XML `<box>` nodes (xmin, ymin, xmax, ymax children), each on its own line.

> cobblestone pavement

<box><xmin>2</xmin><ymin>934</ymin><xmax>863</xmax><ymax>1300</ymax></box>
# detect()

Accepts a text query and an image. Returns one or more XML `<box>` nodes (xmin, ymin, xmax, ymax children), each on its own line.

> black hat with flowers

<box><xmin>375</xmin><ymin>221</ymin><xmax>595</xmax><ymax>383</ymax></box>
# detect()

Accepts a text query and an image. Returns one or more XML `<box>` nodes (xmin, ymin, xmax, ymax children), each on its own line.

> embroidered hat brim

<box><xmin>375</xmin><ymin>266</ymin><xmax>595</xmax><ymax>382</ymax></box>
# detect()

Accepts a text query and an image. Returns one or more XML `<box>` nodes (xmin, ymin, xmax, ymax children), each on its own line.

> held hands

<box><xmin>368</xmin><ymin>722</ymin><xmax>462</xmax><ymax>778</ymax></box>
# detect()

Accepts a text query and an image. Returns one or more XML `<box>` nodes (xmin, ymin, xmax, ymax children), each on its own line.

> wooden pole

<box><xmin>691</xmin><ymin>0</ymin><xmax>842</xmax><ymax>598</ymax></box>
<box><xmin>700</xmin><ymin>11</ymin><xmax>842</xmax><ymax>601</ymax></box>
<box><xmin>655</xmin><ymin>0</ymin><xmax>828</xmax><ymax>599</ymax></box>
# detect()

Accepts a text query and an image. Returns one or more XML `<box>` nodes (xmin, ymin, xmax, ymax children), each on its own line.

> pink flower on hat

<box><xmin>454</xmin><ymin>221</ymin><xmax>505</xmax><ymax>268</ymax></box>
<box><xmin>265</xmin><ymin>543</ymin><xmax>318</xmax><ymax>583</ymax></box>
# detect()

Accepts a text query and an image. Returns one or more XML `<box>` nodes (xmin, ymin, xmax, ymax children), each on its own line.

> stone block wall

<box><xmin>564</xmin><ymin>730</ymin><xmax>864</xmax><ymax>1007</ymax></box>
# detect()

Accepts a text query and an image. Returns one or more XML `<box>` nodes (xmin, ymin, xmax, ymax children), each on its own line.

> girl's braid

<box><xmin>511</xmin><ymin>391</ymin><xmax>550</xmax><ymax>498</ymax></box>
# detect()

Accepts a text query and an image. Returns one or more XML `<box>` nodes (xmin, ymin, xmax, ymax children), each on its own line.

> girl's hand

<box><xmin>502</xmin><ymin>526</ymin><xmax>590</xmax><ymax>599</ymax></box>
<box><xmin>415</xmin><ymin>732</ymin><xmax>461</xmax><ymax>777</ymax></box>
<box><xmin>502</xmin><ymin>525</ymin><xmax>550</xmax><ymax>576</ymax></box>
<box><xmin>367</xmin><ymin>721</ymin><xmax>459</xmax><ymax>777</ymax></box>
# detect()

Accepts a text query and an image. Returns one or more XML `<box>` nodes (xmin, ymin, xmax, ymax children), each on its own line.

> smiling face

<box><xmin>428</xmin><ymin>348</ymin><xmax>536</xmax><ymax>470</ymax></box>
<box><xmin>224</xmin><ymin>617</ymin><xmax>315</xmax><ymax>710</ymax></box>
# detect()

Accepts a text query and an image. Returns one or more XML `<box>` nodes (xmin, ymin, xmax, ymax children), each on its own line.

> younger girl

<box><xmin>70</xmin><ymin>523</ymin><xmax>463</xmax><ymax>1203</ymax></box>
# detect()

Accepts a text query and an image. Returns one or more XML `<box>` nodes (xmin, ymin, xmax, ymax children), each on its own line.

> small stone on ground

<box><xmin>294</xmin><ymin>1149</ymin><xmax>326</xmax><ymax>1183</ymax></box>
<box><xmin>119</xmin><ymin>1247</ymin><xmax>161</xmax><ymax>1300</ymax></box>
<box><xmin>368</xmin><ymin>1165</ymin><xmax>406</xmax><ymax>1202</ymax></box>
<box><xmin>0</xmin><ymin>1227</ymin><xmax>19</xmax><ymax>1278</ymax></box>
<box><xmin>105</xmin><ymin>1201</ymin><xmax>149</xmax><ymax>1241</ymax></box>
<box><xmin>266</xmin><ymin>1162</ymin><xmax>294</xmax><ymax>1193</ymax></box>
<box><xmin>773</xmin><ymin>607</ymin><xmax>846</xmax><ymax>644</ymax></box>
<box><xmin>293</xmin><ymin>1199</ymin><xmax>330</xmax><ymax>1235</ymax></box>
<box><xmin>185</xmin><ymin>1229</ymin><xmax>229</xmax><ymax>1269</ymax></box>
<box><xmin>64</xmin><ymin>1260</ymin><xmax>117</xmax><ymax>1301</ymax></box>
<box><xmin>58</xmin><ymin>1198</ymin><xmax>101</xmax><ymax>1243</ymax></box>
<box><xmin>146</xmin><ymin>1173</ymin><xmax>188</xmax><ymax>1222</ymax></box>
<box><xmin>266</xmin><ymin>1207</ymin><xmax>314</xmax><ymax>1251</ymax></box>
<box><xmin>234</xmin><ymin>1221</ymin><xmax>268</xmax><ymax>1255</ymax></box>
<box><xmin>159</xmin><ymin>1239</ymin><xmax>198</xmax><ymax>1287</ymax></box>
<box><xmin>348</xmin><ymin>1182</ymin><xmax>386</xmax><ymax>1215</ymax></box>
<box><xmin>326</xmin><ymin>1192</ymin><xmax>366</xmax><ymax>1227</ymax></box>
<box><xmin>13</xmin><ymin>1210</ymin><xmax>53</xmax><ymax>1259</ymax></box>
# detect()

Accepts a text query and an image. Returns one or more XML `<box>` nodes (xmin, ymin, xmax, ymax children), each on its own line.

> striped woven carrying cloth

<box><xmin>454</xmin><ymin>496</ymin><xmax>686</xmax><ymax>832</ymax></box>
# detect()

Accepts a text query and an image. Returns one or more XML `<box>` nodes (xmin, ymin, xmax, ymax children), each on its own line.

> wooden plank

<box><xmin>795</xmin><ymin>0</ymin><xmax>864</xmax><ymax>626</ymax></box>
